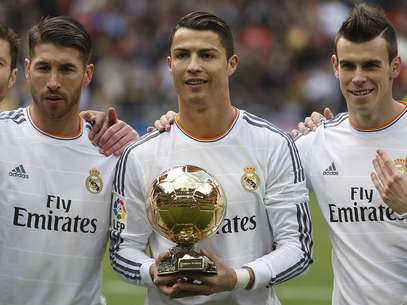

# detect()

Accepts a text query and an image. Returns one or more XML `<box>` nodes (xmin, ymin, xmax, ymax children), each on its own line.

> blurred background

<box><xmin>0</xmin><ymin>0</ymin><xmax>406</xmax><ymax>133</ymax></box>
<box><xmin>0</xmin><ymin>1</ymin><xmax>406</xmax><ymax>304</ymax></box>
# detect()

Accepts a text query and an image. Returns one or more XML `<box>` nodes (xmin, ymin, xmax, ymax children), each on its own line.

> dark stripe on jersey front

<box><xmin>270</xmin><ymin>202</ymin><xmax>312</xmax><ymax>285</ymax></box>
<box><xmin>114</xmin><ymin>130</ymin><xmax>160</xmax><ymax>196</ymax></box>
<box><xmin>324</xmin><ymin>112</ymin><xmax>348</xmax><ymax>128</ymax></box>
<box><xmin>242</xmin><ymin>112</ymin><xmax>304</xmax><ymax>183</ymax></box>
<box><xmin>0</xmin><ymin>109</ymin><xmax>26</xmax><ymax>124</ymax></box>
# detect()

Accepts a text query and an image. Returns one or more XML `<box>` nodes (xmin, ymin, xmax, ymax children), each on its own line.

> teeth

<box><xmin>186</xmin><ymin>80</ymin><xmax>205</xmax><ymax>85</ymax></box>
<box><xmin>352</xmin><ymin>89</ymin><xmax>372</xmax><ymax>96</ymax></box>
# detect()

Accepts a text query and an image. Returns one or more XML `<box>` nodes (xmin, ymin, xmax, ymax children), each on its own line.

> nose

<box><xmin>352</xmin><ymin>67</ymin><xmax>367</xmax><ymax>86</ymax></box>
<box><xmin>47</xmin><ymin>70</ymin><xmax>61</xmax><ymax>91</ymax></box>
<box><xmin>187</xmin><ymin>54</ymin><xmax>202</xmax><ymax>74</ymax></box>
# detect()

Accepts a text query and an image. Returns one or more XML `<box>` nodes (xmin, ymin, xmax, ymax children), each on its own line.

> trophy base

<box><xmin>157</xmin><ymin>246</ymin><xmax>216</xmax><ymax>275</ymax></box>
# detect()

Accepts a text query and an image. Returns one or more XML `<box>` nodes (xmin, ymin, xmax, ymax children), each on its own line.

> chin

<box><xmin>187</xmin><ymin>93</ymin><xmax>207</xmax><ymax>102</ymax></box>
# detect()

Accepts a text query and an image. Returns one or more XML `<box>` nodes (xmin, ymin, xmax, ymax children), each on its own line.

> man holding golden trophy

<box><xmin>110</xmin><ymin>11</ymin><xmax>312</xmax><ymax>305</ymax></box>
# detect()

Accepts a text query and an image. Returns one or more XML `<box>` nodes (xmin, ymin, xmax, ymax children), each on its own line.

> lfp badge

<box><xmin>112</xmin><ymin>198</ymin><xmax>127</xmax><ymax>232</ymax></box>
<box><xmin>113</xmin><ymin>198</ymin><xmax>127</xmax><ymax>221</ymax></box>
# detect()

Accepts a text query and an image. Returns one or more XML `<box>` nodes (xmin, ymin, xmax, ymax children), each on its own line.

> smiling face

<box><xmin>25</xmin><ymin>43</ymin><xmax>93</xmax><ymax>123</ymax></box>
<box><xmin>332</xmin><ymin>35</ymin><xmax>401</xmax><ymax>118</ymax></box>
<box><xmin>167</xmin><ymin>28</ymin><xmax>237</xmax><ymax>109</ymax></box>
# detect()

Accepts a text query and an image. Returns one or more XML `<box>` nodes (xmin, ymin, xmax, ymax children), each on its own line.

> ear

<box><xmin>390</xmin><ymin>55</ymin><xmax>401</xmax><ymax>80</ymax></box>
<box><xmin>82</xmin><ymin>64</ymin><xmax>94</xmax><ymax>87</ymax></box>
<box><xmin>8</xmin><ymin>68</ymin><xmax>17</xmax><ymax>89</ymax></box>
<box><xmin>227</xmin><ymin>54</ymin><xmax>238</xmax><ymax>76</ymax></box>
<box><xmin>331</xmin><ymin>54</ymin><xmax>339</xmax><ymax>79</ymax></box>
<box><xmin>24</xmin><ymin>58</ymin><xmax>31</xmax><ymax>80</ymax></box>
<box><xmin>167</xmin><ymin>56</ymin><xmax>172</xmax><ymax>72</ymax></box>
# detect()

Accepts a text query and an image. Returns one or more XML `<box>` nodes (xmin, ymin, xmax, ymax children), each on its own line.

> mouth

<box><xmin>348</xmin><ymin>89</ymin><xmax>374</xmax><ymax>97</ymax></box>
<box><xmin>185</xmin><ymin>79</ymin><xmax>208</xmax><ymax>86</ymax></box>
<box><xmin>43</xmin><ymin>94</ymin><xmax>64</xmax><ymax>103</ymax></box>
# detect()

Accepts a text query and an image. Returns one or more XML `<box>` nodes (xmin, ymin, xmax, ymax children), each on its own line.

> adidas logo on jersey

<box><xmin>323</xmin><ymin>162</ymin><xmax>338</xmax><ymax>176</ymax></box>
<box><xmin>9</xmin><ymin>164</ymin><xmax>29</xmax><ymax>179</ymax></box>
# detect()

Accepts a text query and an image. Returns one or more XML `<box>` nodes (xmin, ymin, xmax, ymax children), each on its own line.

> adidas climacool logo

<box><xmin>323</xmin><ymin>162</ymin><xmax>338</xmax><ymax>176</ymax></box>
<box><xmin>9</xmin><ymin>164</ymin><xmax>29</xmax><ymax>179</ymax></box>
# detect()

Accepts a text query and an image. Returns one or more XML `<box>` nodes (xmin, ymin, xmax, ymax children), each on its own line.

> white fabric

<box><xmin>110</xmin><ymin>109</ymin><xmax>312</xmax><ymax>305</ymax></box>
<box><xmin>0</xmin><ymin>108</ymin><xmax>118</xmax><ymax>305</ymax></box>
<box><xmin>234</xmin><ymin>268</ymin><xmax>251</xmax><ymax>290</ymax></box>
<box><xmin>296</xmin><ymin>111</ymin><xmax>407</xmax><ymax>305</ymax></box>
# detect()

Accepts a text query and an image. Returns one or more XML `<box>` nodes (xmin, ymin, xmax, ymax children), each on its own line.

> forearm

<box><xmin>110</xmin><ymin>230</ymin><xmax>155</xmax><ymax>287</ymax></box>
<box><xmin>245</xmin><ymin>197</ymin><xmax>312</xmax><ymax>289</ymax></box>
<box><xmin>245</xmin><ymin>236</ymin><xmax>311</xmax><ymax>289</ymax></box>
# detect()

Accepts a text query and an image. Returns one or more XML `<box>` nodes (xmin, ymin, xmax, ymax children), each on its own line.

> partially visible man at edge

<box><xmin>0</xmin><ymin>17</ymin><xmax>135</xmax><ymax>305</ymax></box>
<box><xmin>291</xmin><ymin>4</ymin><xmax>407</xmax><ymax>304</ymax></box>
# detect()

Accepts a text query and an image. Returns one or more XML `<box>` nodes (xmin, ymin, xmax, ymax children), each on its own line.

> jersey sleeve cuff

<box><xmin>244</xmin><ymin>259</ymin><xmax>272</xmax><ymax>290</ymax></box>
<box><xmin>140</xmin><ymin>259</ymin><xmax>155</xmax><ymax>288</ymax></box>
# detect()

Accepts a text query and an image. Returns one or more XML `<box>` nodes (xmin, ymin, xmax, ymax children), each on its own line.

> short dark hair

<box><xmin>169</xmin><ymin>11</ymin><xmax>234</xmax><ymax>59</ymax></box>
<box><xmin>335</xmin><ymin>4</ymin><xmax>398</xmax><ymax>62</ymax></box>
<box><xmin>28</xmin><ymin>16</ymin><xmax>92</xmax><ymax>64</ymax></box>
<box><xmin>0</xmin><ymin>23</ymin><xmax>19</xmax><ymax>70</ymax></box>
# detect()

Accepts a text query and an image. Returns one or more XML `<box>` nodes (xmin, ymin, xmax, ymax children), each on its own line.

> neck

<box><xmin>349</xmin><ymin>99</ymin><xmax>406</xmax><ymax>130</ymax></box>
<box><xmin>28</xmin><ymin>104</ymin><xmax>82</xmax><ymax>138</ymax></box>
<box><xmin>177</xmin><ymin>97</ymin><xmax>237</xmax><ymax>140</ymax></box>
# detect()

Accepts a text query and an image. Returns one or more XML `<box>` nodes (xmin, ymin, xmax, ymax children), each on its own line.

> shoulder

<box><xmin>0</xmin><ymin>108</ymin><xmax>27</xmax><ymax>125</ymax></box>
<box><xmin>323</xmin><ymin>112</ymin><xmax>349</xmax><ymax>129</ymax></box>
<box><xmin>296</xmin><ymin>112</ymin><xmax>349</xmax><ymax>144</ymax></box>
<box><xmin>295</xmin><ymin>112</ymin><xmax>349</xmax><ymax>155</ymax></box>
<box><xmin>115</xmin><ymin>130</ymin><xmax>163</xmax><ymax>168</ymax></box>
<box><xmin>124</xmin><ymin>130</ymin><xmax>162</xmax><ymax>155</ymax></box>
<box><xmin>240</xmin><ymin>110</ymin><xmax>292</xmax><ymax>143</ymax></box>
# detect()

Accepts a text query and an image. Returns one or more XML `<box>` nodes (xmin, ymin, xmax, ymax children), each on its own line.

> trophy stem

<box><xmin>157</xmin><ymin>245</ymin><xmax>216</xmax><ymax>275</ymax></box>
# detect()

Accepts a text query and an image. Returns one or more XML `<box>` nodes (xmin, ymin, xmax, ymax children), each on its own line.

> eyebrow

<box><xmin>339</xmin><ymin>59</ymin><xmax>382</xmax><ymax>65</ymax></box>
<box><xmin>173</xmin><ymin>47</ymin><xmax>219</xmax><ymax>53</ymax></box>
<box><xmin>34</xmin><ymin>60</ymin><xmax>77</xmax><ymax>67</ymax></box>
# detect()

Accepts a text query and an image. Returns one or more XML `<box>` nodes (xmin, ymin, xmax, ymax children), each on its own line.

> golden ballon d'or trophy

<box><xmin>146</xmin><ymin>165</ymin><xmax>226</xmax><ymax>275</ymax></box>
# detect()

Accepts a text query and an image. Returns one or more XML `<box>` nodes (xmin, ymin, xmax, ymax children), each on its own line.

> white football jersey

<box><xmin>296</xmin><ymin>104</ymin><xmax>407</xmax><ymax>305</ymax></box>
<box><xmin>110</xmin><ymin>109</ymin><xmax>312</xmax><ymax>305</ymax></box>
<box><xmin>0</xmin><ymin>108</ymin><xmax>118</xmax><ymax>305</ymax></box>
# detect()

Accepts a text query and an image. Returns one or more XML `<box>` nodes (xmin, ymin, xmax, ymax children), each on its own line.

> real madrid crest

<box><xmin>86</xmin><ymin>168</ymin><xmax>103</xmax><ymax>194</ymax></box>
<box><xmin>241</xmin><ymin>166</ymin><xmax>260</xmax><ymax>192</ymax></box>
<box><xmin>394</xmin><ymin>158</ymin><xmax>407</xmax><ymax>176</ymax></box>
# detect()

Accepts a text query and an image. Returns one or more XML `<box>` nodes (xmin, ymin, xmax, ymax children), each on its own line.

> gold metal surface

<box><xmin>146</xmin><ymin>165</ymin><xmax>226</xmax><ymax>274</ymax></box>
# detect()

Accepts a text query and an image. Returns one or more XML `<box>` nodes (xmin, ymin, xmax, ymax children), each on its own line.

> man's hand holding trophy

<box><xmin>146</xmin><ymin>165</ymin><xmax>226</xmax><ymax>277</ymax></box>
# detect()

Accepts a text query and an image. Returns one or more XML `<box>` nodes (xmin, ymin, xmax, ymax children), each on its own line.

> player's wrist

<box><xmin>233</xmin><ymin>267</ymin><xmax>253</xmax><ymax>290</ymax></box>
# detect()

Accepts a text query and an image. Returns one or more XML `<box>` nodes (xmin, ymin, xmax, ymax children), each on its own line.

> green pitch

<box><xmin>102</xmin><ymin>194</ymin><xmax>333</xmax><ymax>305</ymax></box>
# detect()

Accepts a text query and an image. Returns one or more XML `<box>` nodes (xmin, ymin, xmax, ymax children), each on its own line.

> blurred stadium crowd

<box><xmin>1</xmin><ymin>0</ymin><xmax>406</xmax><ymax>132</ymax></box>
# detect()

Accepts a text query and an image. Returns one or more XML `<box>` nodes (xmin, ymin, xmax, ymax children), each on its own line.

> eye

<box><xmin>60</xmin><ymin>65</ymin><xmax>75</xmax><ymax>73</ymax></box>
<box><xmin>174</xmin><ymin>52</ymin><xmax>188</xmax><ymax>59</ymax></box>
<box><xmin>201</xmin><ymin>53</ymin><xmax>215</xmax><ymax>59</ymax></box>
<box><xmin>363</xmin><ymin>63</ymin><xmax>381</xmax><ymax>70</ymax></box>
<box><xmin>340</xmin><ymin>62</ymin><xmax>355</xmax><ymax>70</ymax></box>
<box><xmin>36</xmin><ymin>64</ymin><xmax>50</xmax><ymax>72</ymax></box>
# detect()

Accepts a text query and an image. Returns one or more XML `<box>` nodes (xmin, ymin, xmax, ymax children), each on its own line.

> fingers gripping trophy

<box><xmin>146</xmin><ymin>165</ymin><xmax>226</xmax><ymax>275</ymax></box>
